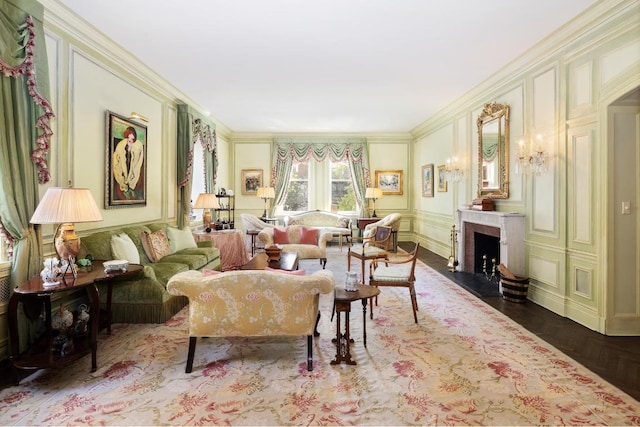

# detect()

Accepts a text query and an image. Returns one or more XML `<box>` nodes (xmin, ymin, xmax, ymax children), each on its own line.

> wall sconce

<box><xmin>365</xmin><ymin>187</ymin><xmax>383</xmax><ymax>218</ymax></box>
<box><xmin>256</xmin><ymin>187</ymin><xmax>275</xmax><ymax>219</ymax></box>
<box><xmin>193</xmin><ymin>193</ymin><xmax>220</xmax><ymax>229</ymax></box>
<box><xmin>129</xmin><ymin>112</ymin><xmax>148</xmax><ymax>122</ymax></box>
<box><xmin>516</xmin><ymin>134</ymin><xmax>549</xmax><ymax>176</ymax></box>
<box><xmin>445</xmin><ymin>156</ymin><xmax>463</xmax><ymax>182</ymax></box>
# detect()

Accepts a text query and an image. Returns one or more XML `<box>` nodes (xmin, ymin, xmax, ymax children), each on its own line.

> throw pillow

<box><xmin>265</xmin><ymin>266</ymin><xmax>306</xmax><ymax>276</ymax></box>
<box><xmin>299</xmin><ymin>227</ymin><xmax>319</xmax><ymax>245</ymax></box>
<box><xmin>336</xmin><ymin>216</ymin><xmax>350</xmax><ymax>228</ymax></box>
<box><xmin>273</xmin><ymin>227</ymin><xmax>290</xmax><ymax>244</ymax></box>
<box><xmin>166</xmin><ymin>226</ymin><xmax>198</xmax><ymax>252</ymax></box>
<box><xmin>110</xmin><ymin>233</ymin><xmax>140</xmax><ymax>264</ymax></box>
<box><xmin>140</xmin><ymin>230</ymin><xmax>172</xmax><ymax>262</ymax></box>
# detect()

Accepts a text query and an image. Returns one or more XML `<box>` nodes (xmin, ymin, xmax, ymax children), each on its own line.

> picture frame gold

<box><xmin>437</xmin><ymin>164</ymin><xmax>448</xmax><ymax>192</ymax></box>
<box><xmin>422</xmin><ymin>164</ymin><xmax>434</xmax><ymax>197</ymax></box>
<box><xmin>105</xmin><ymin>111</ymin><xmax>147</xmax><ymax>208</ymax></box>
<box><xmin>375</xmin><ymin>170</ymin><xmax>403</xmax><ymax>195</ymax></box>
<box><xmin>241</xmin><ymin>169</ymin><xmax>263</xmax><ymax>195</ymax></box>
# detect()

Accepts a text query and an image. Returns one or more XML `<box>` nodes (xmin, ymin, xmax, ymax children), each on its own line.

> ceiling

<box><xmin>57</xmin><ymin>0</ymin><xmax>598</xmax><ymax>133</ymax></box>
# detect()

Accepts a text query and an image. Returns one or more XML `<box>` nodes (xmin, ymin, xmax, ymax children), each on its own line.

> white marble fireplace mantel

<box><xmin>456</xmin><ymin>209</ymin><xmax>525</xmax><ymax>276</ymax></box>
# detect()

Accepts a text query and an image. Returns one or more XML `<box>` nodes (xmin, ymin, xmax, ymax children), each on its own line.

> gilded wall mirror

<box><xmin>477</xmin><ymin>102</ymin><xmax>509</xmax><ymax>199</ymax></box>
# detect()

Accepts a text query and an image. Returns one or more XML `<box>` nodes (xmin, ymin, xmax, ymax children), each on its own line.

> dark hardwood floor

<box><xmin>399</xmin><ymin>241</ymin><xmax>640</xmax><ymax>402</ymax></box>
<box><xmin>2</xmin><ymin>243</ymin><xmax>639</xmax><ymax>402</ymax></box>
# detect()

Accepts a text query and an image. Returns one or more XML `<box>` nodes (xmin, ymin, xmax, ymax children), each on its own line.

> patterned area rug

<box><xmin>1</xmin><ymin>248</ymin><xmax>638</xmax><ymax>425</ymax></box>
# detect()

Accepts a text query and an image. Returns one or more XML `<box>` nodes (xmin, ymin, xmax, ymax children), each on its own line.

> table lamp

<box><xmin>365</xmin><ymin>187</ymin><xmax>383</xmax><ymax>218</ymax></box>
<box><xmin>193</xmin><ymin>193</ymin><xmax>220</xmax><ymax>229</ymax></box>
<box><xmin>256</xmin><ymin>187</ymin><xmax>275</xmax><ymax>219</ymax></box>
<box><xmin>30</xmin><ymin>184</ymin><xmax>103</xmax><ymax>276</ymax></box>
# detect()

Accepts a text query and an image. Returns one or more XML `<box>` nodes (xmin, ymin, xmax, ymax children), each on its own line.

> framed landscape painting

<box><xmin>241</xmin><ymin>169</ymin><xmax>263</xmax><ymax>195</ymax></box>
<box><xmin>422</xmin><ymin>164</ymin><xmax>434</xmax><ymax>197</ymax></box>
<box><xmin>105</xmin><ymin>111</ymin><xmax>147</xmax><ymax>208</ymax></box>
<box><xmin>375</xmin><ymin>170</ymin><xmax>403</xmax><ymax>195</ymax></box>
<box><xmin>438</xmin><ymin>164</ymin><xmax>448</xmax><ymax>192</ymax></box>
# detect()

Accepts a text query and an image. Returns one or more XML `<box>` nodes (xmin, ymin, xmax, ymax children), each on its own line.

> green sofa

<box><xmin>78</xmin><ymin>223</ymin><xmax>221</xmax><ymax>324</ymax></box>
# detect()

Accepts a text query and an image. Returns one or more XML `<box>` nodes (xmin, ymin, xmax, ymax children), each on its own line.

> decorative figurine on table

<box><xmin>40</xmin><ymin>257</ymin><xmax>62</xmax><ymax>286</ymax></box>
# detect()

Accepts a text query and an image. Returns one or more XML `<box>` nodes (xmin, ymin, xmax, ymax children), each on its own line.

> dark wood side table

<box><xmin>8</xmin><ymin>261</ymin><xmax>142</xmax><ymax>383</ymax></box>
<box><xmin>240</xmin><ymin>252</ymin><xmax>299</xmax><ymax>271</ymax></box>
<box><xmin>246</xmin><ymin>230</ymin><xmax>260</xmax><ymax>256</ymax></box>
<box><xmin>331</xmin><ymin>284</ymin><xmax>380</xmax><ymax>365</ymax></box>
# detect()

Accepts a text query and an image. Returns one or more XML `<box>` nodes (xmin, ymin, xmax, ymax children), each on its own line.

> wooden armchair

<box><xmin>369</xmin><ymin>242</ymin><xmax>421</xmax><ymax>323</ymax></box>
<box><xmin>347</xmin><ymin>225</ymin><xmax>392</xmax><ymax>282</ymax></box>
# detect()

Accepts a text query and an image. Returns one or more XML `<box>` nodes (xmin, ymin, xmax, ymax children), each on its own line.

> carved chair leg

<box><xmin>186</xmin><ymin>336</ymin><xmax>197</xmax><ymax>373</ymax></box>
<box><xmin>307</xmin><ymin>335</ymin><xmax>313</xmax><ymax>371</ymax></box>
<box><xmin>314</xmin><ymin>311</ymin><xmax>321</xmax><ymax>337</ymax></box>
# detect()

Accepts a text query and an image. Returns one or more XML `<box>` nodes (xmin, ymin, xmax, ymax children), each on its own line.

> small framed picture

<box><xmin>422</xmin><ymin>164</ymin><xmax>434</xmax><ymax>197</ymax></box>
<box><xmin>437</xmin><ymin>164</ymin><xmax>448</xmax><ymax>192</ymax></box>
<box><xmin>375</xmin><ymin>170</ymin><xmax>403</xmax><ymax>195</ymax></box>
<box><xmin>241</xmin><ymin>169</ymin><xmax>263</xmax><ymax>195</ymax></box>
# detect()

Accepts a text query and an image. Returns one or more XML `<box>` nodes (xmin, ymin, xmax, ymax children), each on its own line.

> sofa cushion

<box><xmin>141</xmin><ymin>230</ymin><xmax>172</xmax><ymax>262</ymax></box>
<box><xmin>166</xmin><ymin>226</ymin><xmax>198</xmax><ymax>252</ymax></box>
<box><xmin>178</xmin><ymin>246</ymin><xmax>220</xmax><ymax>263</ymax></box>
<box><xmin>299</xmin><ymin>227</ymin><xmax>319</xmax><ymax>245</ymax></box>
<box><xmin>111</xmin><ymin>233</ymin><xmax>141</xmax><ymax>264</ymax></box>
<box><xmin>273</xmin><ymin>227</ymin><xmax>290</xmax><ymax>244</ymax></box>
<box><xmin>146</xmin><ymin>262</ymin><xmax>190</xmax><ymax>285</ymax></box>
<box><xmin>159</xmin><ymin>253</ymin><xmax>209</xmax><ymax>270</ymax></box>
<box><xmin>336</xmin><ymin>216</ymin><xmax>350</xmax><ymax>228</ymax></box>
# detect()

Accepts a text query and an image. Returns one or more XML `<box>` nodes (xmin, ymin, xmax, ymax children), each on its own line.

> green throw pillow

<box><xmin>166</xmin><ymin>226</ymin><xmax>198</xmax><ymax>252</ymax></box>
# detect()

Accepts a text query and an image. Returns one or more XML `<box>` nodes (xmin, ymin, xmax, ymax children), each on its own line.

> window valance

<box><xmin>176</xmin><ymin>104</ymin><xmax>217</xmax><ymax>227</ymax></box>
<box><xmin>271</xmin><ymin>137</ymin><xmax>371</xmax><ymax>217</ymax></box>
<box><xmin>0</xmin><ymin>0</ymin><xmax>54</xmax><ymax>184</ymax></box>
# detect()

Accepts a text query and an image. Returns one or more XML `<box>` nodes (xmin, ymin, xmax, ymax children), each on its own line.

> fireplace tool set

<box><xmin>447</xmin><ymin>225</ymin><xmax>459</xmax><ymax>272</ymax></box>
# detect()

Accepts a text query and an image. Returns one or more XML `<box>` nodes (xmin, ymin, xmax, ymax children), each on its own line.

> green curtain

<box><xmin>271</xmin><ymin>137</ymin><xmax>371</xmax><ymax>217</ymax></box>
<box><xmin>176</xmin><ymin>104</ymin><xmax>217</xmax><ymax>228</ymax></box>
<box><xmin>0</xmin><ymin>0</ymin><xmax>55</xmax><ymax>349</ymax></box>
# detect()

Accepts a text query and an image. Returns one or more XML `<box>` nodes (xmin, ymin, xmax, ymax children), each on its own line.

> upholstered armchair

<box><xmin>363</xmin><ymin>213</ymin><xmax>402</xmax><ymax>251</ymax></box>
<box><xmin>258</xmin><ymin>225</ymin><xmax>332</xmax><ymax>269</ymax></box>
<box><xmin>240</xmin><ymin>213</ymin><xmax>275</xmax><ymax>253</ymax></box>
<box><xmin>167</xmin><ymin>269</ymin><xmax>334</xmax><ymax>372</ymax></box>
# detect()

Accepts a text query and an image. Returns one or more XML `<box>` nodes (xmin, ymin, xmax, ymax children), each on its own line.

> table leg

<box><xmin>362</xmin><ymin>297</ymin><xmax>369</xmax><ymax>348</ymax></box>
<box><xmin>331</xmin><ymin>300</ymin><xmax>356</xmax><ymax>365</ymax></box>
<box><xmin>86</xmin><ymin>283</ymin><xmax>100</xmax><ymax>372</ymax></box>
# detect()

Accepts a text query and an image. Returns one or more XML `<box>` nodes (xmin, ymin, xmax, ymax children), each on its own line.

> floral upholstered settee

<box><xmin>78</xmin><ymin>223</ymin><xmax>221</xmax><ymax>324</ymax></box>
<box><xmin>167</xmin><ymin>269</ymin><xmax>334</xmax><ymax>372</ymax></box>
<box><xmin>258</xmin><ymin>224</ymin><xmax>332</xmax><ymax>268</ymax></box>
<box><xmin>285</xmin><ymin>210</ymin><xmax>352</xmax><ymax>249</ymax></box>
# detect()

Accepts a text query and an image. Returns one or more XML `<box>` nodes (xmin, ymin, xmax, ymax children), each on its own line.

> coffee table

<box><xmin>331</xmin><ymin>284</ymin><xmax>380</xmax><ymax>365</ymax></box>
<box><xmin>240</xmin><ymin>252</ymin><xmax>299</xmax><ymax>271</ymax></box>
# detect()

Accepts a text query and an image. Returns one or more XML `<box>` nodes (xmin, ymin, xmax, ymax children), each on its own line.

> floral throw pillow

<box><xmin>336</xmin><ymin>217</ymin><xmax>350</xmax><ymax>228</ymax></box>
<box><xmin>141</xmin><ymin>230</ymin><xmax>172</xmax><ymax>263</ymax></box>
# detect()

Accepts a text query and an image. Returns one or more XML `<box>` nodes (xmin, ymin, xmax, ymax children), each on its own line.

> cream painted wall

<box><xmin>411</xmin><ymin>0</ymin><xmax>640</xmax><ymax>335</ymax></box>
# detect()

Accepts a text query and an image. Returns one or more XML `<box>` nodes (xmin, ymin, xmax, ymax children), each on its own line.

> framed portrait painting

<box><xmin>375</xmin><ymin>170</ymin><xmax>403</xmax><ymax>195</ymax></box>
<box><xmin>422</xmin><ymin>164</ymin><xmax>434</xmax><ymax>197</ymax></box>
<box><xmin>437</xmin><ymin>164</ymin><xmax>448</xmax><ymax>192</ymax></box>
<box><xmin>241</xmin><ymin>169</ymin><xmax>263</xmax><ymax>195</ymax></box>
<box><xmin>105</xmin><ymin>111</ymin><xmax>147</xmax><ymax>208</ymax></box>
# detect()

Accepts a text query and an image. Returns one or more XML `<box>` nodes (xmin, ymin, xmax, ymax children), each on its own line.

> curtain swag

<box><xmin>270</xmin><ymin>138</ymin><xmax>371</xmax><ymax>217</ymax></box>
<box><xmin>0</xmin><ymin>14</ymin><xmax>54</xmax><ymax>184</ymax></box>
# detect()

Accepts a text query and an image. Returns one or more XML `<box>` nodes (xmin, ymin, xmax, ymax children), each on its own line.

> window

<box><xmin>283</xmin><ymin>160</ymin><xmax>309</xmax><ymax>212</ymax></box>
<box><xmin>331</xmin><ymin>160</ymin><xmax>356</xmax><ymax>212</ymax></box>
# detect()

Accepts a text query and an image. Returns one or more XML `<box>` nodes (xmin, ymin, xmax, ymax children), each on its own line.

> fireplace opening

<box><xmin>473</xmin><ymin>233</ymin><xmax>500</xmax><ymax>274</ymax></box>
